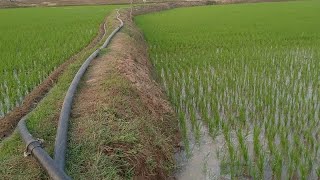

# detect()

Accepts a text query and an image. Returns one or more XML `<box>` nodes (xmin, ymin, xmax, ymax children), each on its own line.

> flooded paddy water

<box><xmin>175</xmin><ymin>120</ymin><xmax>223</xmax><ymax>180</ymax></box>
<box><xmin>135</xmin><ymin>1</ymin><xmax>320</xmax><ymax>179</ymax></box>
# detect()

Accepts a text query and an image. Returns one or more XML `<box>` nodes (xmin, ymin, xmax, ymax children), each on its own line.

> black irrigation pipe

<box><xmin>18</xmin><ymin>9</ymin><xmax>124</xmax><ymax>180</ymax></box>
<box><xmin>18</xmin><ymin>117</ymin><xmax>71</xmax><ymax>180</ymax></box>
<box><xmin>54</xmin><ymin>10</ymin><xmax>123</xmax><ymax>169</ymax></box>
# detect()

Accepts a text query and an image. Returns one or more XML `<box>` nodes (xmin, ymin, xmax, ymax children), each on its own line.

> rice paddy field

<box><xmin>135</xmin><ymin>0</ymin><xmax>320</xmax><ymax>179</ymax></box>
<box><xmin>0</xmin><ymin>5</ymin><xmax>120</xmax><ymax>117</ymax></box>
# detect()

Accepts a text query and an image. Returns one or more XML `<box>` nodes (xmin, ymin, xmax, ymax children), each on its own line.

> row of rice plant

<box><xmin>0</xmin><ymin>5</ymin><xmax>120</xmax><ymax>117</ymax></box>
<box><xmin>135</xmin><ymin>0</ymin><xmax>320</xmax><ymax>178</ymax></box>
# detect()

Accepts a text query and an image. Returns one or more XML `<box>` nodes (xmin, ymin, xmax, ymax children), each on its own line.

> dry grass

<box><xmin>67</xmin><ymin>9</ymin><xmax>180</xmax><ymax>178</ymax></box>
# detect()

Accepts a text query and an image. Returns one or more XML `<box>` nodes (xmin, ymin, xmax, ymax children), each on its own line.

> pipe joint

<box><xmin>24</xmin><ymin>138</ymin><xmax>44</xmax><ymax>157</ymax></box>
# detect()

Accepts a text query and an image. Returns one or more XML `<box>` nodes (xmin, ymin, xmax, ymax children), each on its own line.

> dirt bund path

<box><xmin>0</xmin><ymin>17</ymin><xmax>107</xmax><ymax>140</ymax></box>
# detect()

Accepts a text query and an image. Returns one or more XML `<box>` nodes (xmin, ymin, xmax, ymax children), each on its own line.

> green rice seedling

<box><xmin>299</xmin><ymin>161</ymin><xmax>309</xmax><ymax>180</ymax></box>
<box><xmin>272</xmin><ymin>150</ymin><xmax>283</xmax><ymax>179</ymax></box>
<box><xmin>257</xmin><ymin>151</ymin><xmax>265</xmax><ymax>178</ymax></box>
<box><xmin>316</xmin><ymin>167</ymin><xmax>320</xmax><ymax>179</ymax></box>
<box><xmin>0</xmin><ymin>5</ymin><xmax>121</xmax><ymax>116</ymax></box>
<box><xmin>189</xmin><ymin>104</ymin><xmax>196</xmax><ymax>129</ymax></box>
<box><xmin>267</xmin><ymin>131</ymin><xmax>275</xmax><ymax>155</ymax></box>
<box><xmin>194</xmin><ymin>122</ymin><xmax>201</xmax><ymax>144</ymax></box>
<box><xmin>253</xmin><ymin>125</ymin><xmax>261</xmax><ymax>158</ymax></box>
<box><xmin>136</xmin><ymin>0</ymin><xmax>320</xmax><ymax>177</ymax></box>
<box><xmin>287</xmin><ymin>159</ymin><xmax>295</xmax><ymax>180</ymax></box>
<box><xmin>212</xmin><ymin>105</ymin><xmax>220</xmax><ymax>135</ymax></box>
<box><xmin>237</xmin><ymin>129</ymin><xmax>249</xmax><ymax>165</ymax></box>
<box><xmin>178</xmin><ymin>109</ymin><xmax>190</xmax><ymax>156</ymax></box>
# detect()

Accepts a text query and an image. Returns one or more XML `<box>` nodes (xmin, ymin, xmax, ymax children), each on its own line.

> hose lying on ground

<box><xmin>54</xmin><ymin>10</ymin><xmax>123</xmax><ymax>169</ymax></box>
<box><xmin>18</xmin><ymin>117</ymin><xmax>71</xmax><ymax>180</ymax></box>
<box><xmin>18</xmin><ymin>9</ymin><xmax>124</xmax><ymax>180</ymax></box>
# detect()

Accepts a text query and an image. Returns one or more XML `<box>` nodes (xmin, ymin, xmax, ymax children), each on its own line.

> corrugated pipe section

<box><xmin>18</xmin><ymin>9</ymin><xmax>124</xmax><ymax>180</ymax></box>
